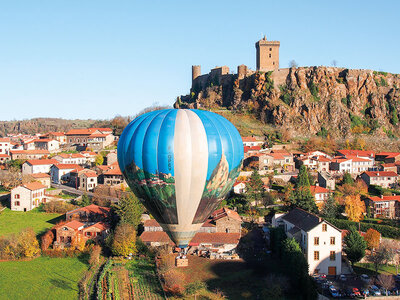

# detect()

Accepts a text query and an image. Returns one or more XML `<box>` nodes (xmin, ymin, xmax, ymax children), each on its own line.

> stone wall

<box><xmin>215</xmin><ymin>217</ymin><xmax>241</xmax><ymax>233</ymax></box>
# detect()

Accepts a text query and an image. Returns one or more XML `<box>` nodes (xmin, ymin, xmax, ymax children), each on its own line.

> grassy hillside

<box><xmin>0</xmin><ymin>257</ymin><xmax>88</xmax><ymax>300</ymax></box>
<box><xmin>0</xmin><ymin>208</ymin><xmax>62</xmax><ymax>237</ymax></box>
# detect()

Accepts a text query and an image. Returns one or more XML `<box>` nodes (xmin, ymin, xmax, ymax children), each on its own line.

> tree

<box><xmin>262</xmin><ymin>191</ymin><xmax>275</xmax><ymax>208</ymax></box>
<box><xmin>113</xmin><ymin>192</ymin><xmax>143</xmax><ymax>229</ymax></box>
<box><xmin>321</xmin><ymin>195</ymin><xmax>338</xmax><ymax>219</ymax></box>
<box><xmin>110</xmin><ymin>223</ymin><xmax>137</xmax><ymax>257</ymax></box>
<box><xmin>291</xmin><ymin>187</ymin><xmax>318</xmax><ymax>214</ymax></box>
<box><xmin>18</xmin><ymin>228</ymin><xmax>40</xmax><ymax>258</ymax></box>
<box><xmin>41</xmin><ymin>230</ymin><xmax>54</xmax><ymax>251</ymax></box>
<box><xmin>343</xmin><ymin>226</ymin><xmax>367</xmax><ymax>266</ymax></box>
<box><xmin>364</xmin><ymin>228</ymin><xmax>381</xmax><ymax>250</ymax></box>
<box><xmin>376</xmin><ymin>274</ymin><xmax>395</xmax><ymax>295</ymax></box>
<box><xmin>88</xmin><ymin>245</ymin><xmax>101</xmax><ymax>266</ymax></box>
<box><xmin>342</xmin><ymin>172</ymin><xmax>354</xmax><ymax>185</ymax></box>
<box><xmin>345</xmin><ymin>194</ymin><xmax>365</xmax><ymax>222</ymax></box>
<box><xmin>246</xmin><ymin>170</ymin><xmax>265</xmax><ymax>206</ymax></box>
<box><xmin>297</xmin><ymin>165</ymin><xmax>310</xmax><ymax>187</ymax></box>
<box><xmin>80</xmin><ymin>193</ymin><xmax>91</xmax><ymax>207</ymax></box>
<box><xmin>94</xmin><ymin>154</ymin><xmax>104</xmax><ymax>166</ymax></box>
<box><xmin>289</xmin><ymin>60</ymin><xmax>298</xmax><ymax>68</ymax></box>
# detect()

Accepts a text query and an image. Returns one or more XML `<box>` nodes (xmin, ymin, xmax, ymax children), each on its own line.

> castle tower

<box><xmin>237</xmin><ymin>64</ymin><xmax>248</xmax><ymax>80</ymax></box>
<box><xmin>255</xmin><ymin>35</ymin><xmax>280</xmax><ymax>72</ymax></box>
<box><xmin>192</xmin><ymin>65</ymin><xmax>201</xmax><ymax>81</ymax></box>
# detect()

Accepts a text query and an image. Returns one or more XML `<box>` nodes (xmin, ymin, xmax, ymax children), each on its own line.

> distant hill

<box><xmin>175</xmin><ymin>67</ymin><xmax>400</xmax><ymax>139</ymax></box>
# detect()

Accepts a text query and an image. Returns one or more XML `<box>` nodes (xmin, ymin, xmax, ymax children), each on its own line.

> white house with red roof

<box><xmin>53</xmin><ymin>153</ymin><xmax>87</xmax><ymax>165</ymax></box>
<box><xmin>33</xmin><ymin>139</ymin><xmax>60</xmax><ymax>152</ymax></box>
<box><xmin>22</xmin><ymin>159</ymin><xmax>59</xmax><ymax>175</ymax></box>
<box><xmin>11</xmin><ymin>182</ymin><xmax>47</xmax><ymax>211</ymax></box>
<box><xmin>50</xmin><ymin>164</ymin><xmax>82</xmax><ymax>184</ymax></box>
<box><xmin>66</xmin><ymin>204</ymin><xmax>111</xmax><ymax>221</ymax></box>
<box><xmin>242</xmin><ymin>136</ymin><xmax>264</xmax><ymax>147</ymax></box>
<box><xmin>233</xmin><ymin>181</ymin><xmax>247</xmax><ymax>194</ymax></box>
<box><xmin>79</xmin><ymin>171</ymin><xmax>98</xmax><ymax>192</ymax></box>
<box><xmin>66</xmin><ymin>128</ymin><xmax>113</xmax><ymax>147</ymax></box>
<box><xmin>365</xmin><ymin>195</ymin><xmax>400</xmax><ymax>219</ymax></box>
<box><xmin>0</xmin><ymin>154</ymin><xmax>11</xmax><ymax>164</ymax></box>
<box><xmin>360</xmin><ymin>171</ymin><xmax>399</xmax><ymax>189</ymax></box>
<box><xmin>310</xmin><ymin>185</ymin><xmax>331</xmax><ymax>209</ymax></box>
<box><xmin>10</xmin><ymin>150</ymin><xmax>50</xmax><ymax>160</ymax></box>
<box><xmin>40</xmin><ymin>132</ymin><xmax>67</xmax><ymax>144</ymax></box>
<box><xmin>0</xmin><ymin>137</ymin><xmax>12</xmax><ymax>155</ymax></box>
<box><xmin>330</xmin><ymin>157</ymin><xmax>353</xmax><ymax>174</ymax></box>
<box><xmin>31</xmin><ymin>173</ymin><xmax>51</xmax><ymax>188</ymax></box>
<box><xmin>336</xmin><ymin>149</ymin><xmax>375</xmax><ymax>164</ymax></box>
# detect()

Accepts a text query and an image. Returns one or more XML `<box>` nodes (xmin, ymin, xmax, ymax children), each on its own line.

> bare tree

<box><xmin>289</xmin><ymin>60</ymin><xmax>298</xmax><ymax>68</ymax></box>
<box><xmin>376</xmin><ymin>274</ymin><xmax>395</xmax><ymax>295</ymax></box>
<box><xmin>332</xmin><ymin>60</ymin><xmax>338</xmax><ymax>67</ymax></box>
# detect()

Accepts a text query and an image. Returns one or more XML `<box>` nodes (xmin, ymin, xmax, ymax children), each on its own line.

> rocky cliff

<box><xmin>175</xmin><ymin>67</ymin><xmax>400</xmax><ymax>138</ymax></box>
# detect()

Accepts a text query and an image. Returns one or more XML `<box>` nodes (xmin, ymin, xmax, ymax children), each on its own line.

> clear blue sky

<box><xmin>0</xmin><ymin>0</ymin><xmax>399</xmax><ymax>120</ymax></box>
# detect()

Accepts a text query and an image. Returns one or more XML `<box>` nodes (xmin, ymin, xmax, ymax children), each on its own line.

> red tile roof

<box><xmin>31</xmin><ymin>173</ymin><xmax>50</xmax><ymax>178</ymax></box>
<box><xmin>84</xmin><ymin>222</ymin><xmax>110</xmax><ymax>231</ymax></box>
<box><xmin>337</xmin><ymin>149</ymin><xmax>375</xmax><ymax>158</ymax></box>
<box><xmin>144</xmin><ymin>219</ymin><xmax>162</xmax><ymax>227</ymax></box>
<box><xmin>104</xmin><ymin>167</ymin><xmax>122</xmax><ymax>176</ymax></box>
<box><xmin>310</xmin><ymin>185</ymin><xmax>330</xmax><ymax>194</ymax></box>
<box><xmin>382</xmin><ymin>163</ymin><xmax>396</xmax><ymax>168</ymax></box>
<box><xmin>363</xmin><ymin>171</ymin><xmax>398</xmax><ymax>177</ymax></box>
<box><xmin>53</xmin><ymin>163</ymin><xmax>82</xmax><ymax>170</ymax></box>
<box><xmin>0</xmin><ymin>154</ymin><xmax>10</xmax><ymax>158</ymax></box>
<box><xmin>57</xmin><ymin>153</ymin><xmax>85</xmax><ymax>159</ymax></box>
<box><xmin>10</xmin><ymin>150</ymin><xmax>49</xmax><ymax>154</ymax></box>
<box><xmin>64</xmin><ymin>220</ymin><xmax>85</xmax><ymax>230</ymax></box>
<box><xmin>26</xmin><ymin>159</ymin><xmax>58</xmax><ymax>166</ymax></box>
<box><xmin>65</xmin><ymin>129</ymin><xmax>97</xmax><ymax>135</ymax></box>
<box><xmin>139</xmin><ymin>231</ymin><xmax>175</xmax><ymax>245</ymax></box>
<box><xmin>242</xmin><ymin>136</ymin><xmax>257</xmax><ymax>142</ymax></box>
<box><xmin>83</xmin><ymin>171</ymin><xmax>97</xmax><ymax>178</ymax></box>
<box><xmin>89</xmin><ymin>134</ymin><xmax>109</xmax><ymax>138</ymax></box>
<box><xmin>211</xmin><ymin>207</ymin><xmax>242</xmax><ymax>222</ymax></box>
<box><xmin>367</xmin><ymin>195</ymin><xmax>400</xmax><ymax>202</ymax></box>
<box><xmin>48</xmin><ymin>132</ymin><xmax>65</xmax><ymax>136</ymax></box>
<box><xmin>23</xmin><ymin>182</ymin><xmax>46</xmax><ymax>190</ymax></box>
<box><xmin>0</xmin><ymin>138</ymin><xmax>10</xmax><ymax>142</ymax></box>
<box><xmin>67</xmin><ymin>204</ymin><xmax>111</xmax><ymax>216</ymax></box>
<box><xmin>189</xmin><ymin>232</ymin><xmax>241</xmax><ymax>245</ymax></box>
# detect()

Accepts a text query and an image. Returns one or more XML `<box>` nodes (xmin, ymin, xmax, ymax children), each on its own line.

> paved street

<box><xmin>51</xmin><ymin>183</ymin><xmax>119</xmax><ymax>203</ymax></box>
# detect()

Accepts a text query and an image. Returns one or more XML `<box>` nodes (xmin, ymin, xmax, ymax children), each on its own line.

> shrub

<box><xmin>162</xmin><ymin>269</ymin><xmax>185</xmax><ymax>296</ymax></box>
<box><xmin>41</xmin><ymin>230</ymin><xmax>54</xmax><ymax>251</ymax></box>
<box><xmin>308</xmin><ymin>81</ymin><xmax>319</xmax><ymax>101</ymax></box>
<box><xmin>42</xmin><ymin>201</ymin><xmax>76</xmax><ymax>213</ymax></box>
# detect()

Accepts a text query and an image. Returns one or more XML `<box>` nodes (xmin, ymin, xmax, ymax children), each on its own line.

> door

<box><xmin>328</xmin><ymin>266</ymin><xmax>336</xmax><ymax>276</ymax></box>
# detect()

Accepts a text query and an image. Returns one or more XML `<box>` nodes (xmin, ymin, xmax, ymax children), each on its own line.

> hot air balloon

<box><xmin>117</xmin><ymin>109</ymin><xmax>243</xmax><ymax>248</ymax></box>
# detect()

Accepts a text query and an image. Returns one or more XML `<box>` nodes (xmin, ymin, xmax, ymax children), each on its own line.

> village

<box><xmin>0</xmin><ymin>126</ymin><xmax>400</xmax><ymax>299</ymax></box>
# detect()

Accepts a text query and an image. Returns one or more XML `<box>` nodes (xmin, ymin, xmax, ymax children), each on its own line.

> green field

<box><xmin>0</xmin><ymin>208</ymin><xmax>62</xmax><ymax>237</ymax></box>
<box><xmin>0</xmin><ymin>256</ymin><xmax>87</xmax><ymax>299</ymax></box>
<box><xmin>354</xmin><ymin>262</ymin><xmax>398</xmax><ymax>275</ymax></box>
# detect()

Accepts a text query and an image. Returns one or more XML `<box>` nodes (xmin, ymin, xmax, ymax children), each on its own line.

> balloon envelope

<box><xmin>117</xmin><ymin>109</ymin><xmax>243</xmax><ymax>247</ymax></box>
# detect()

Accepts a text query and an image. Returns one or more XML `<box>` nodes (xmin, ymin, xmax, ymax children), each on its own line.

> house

<box><xmin>10</xmin><ymin>150</ymin><xmax>50</xmax><ymax>160</ymax></box>
<box><xmin>349</xmin><ymin>156</ymin><xmax>373</xmax><ymax>175</ymax></box>
<box><xmin>87</xmin><ymin>133</ymin><xmax>114</xmax><ymax>150</ymax></box>
<box><xmin>50</xmin><ymin>164</ymin><xmax>82</xmax><ymax>184</ymax></box>
<box><xmin>0</xmin><ymin>154</ymin><xmax>11</xmax><ymax>164</ymax></box>
<box><xmin>23</xmin><ymin>140</ymin><xmax>36</xmax><ymax>150</ymax></box>
<box><xmin>10</xmin><ymin>182</ymin><xmax>47</xmax><ymax>212</ymax></box>
<box><xmin>102</xmin><ymin>166</ymin><xmax>124</xmax><ymax>186</ymax></box>
<box><xmin>81</xmin><ymin>151</ymin><xmax>97</xmax><ymax>164</ymax></box>
<box><xmin>79</xmin><ymin>171</ymin><xmax>98</xmax><ymax>192</ymax></box>
<box><xmin>22</xmin><ymin>159</ymin><xmax>58</xmax><ymax>175</ymax></box>
<box><xmin>270</xmin><ymin>151</ymin><xmax>295</xmax><ymax>172</ymax></box>
<box><xmin>31</xmin><ymin>173</ymin><xmax>51</xmax><ymax>188</ymax></box>
<box><xmin>360</xmin><ymin>171</ymin><xmax>399</xmax><ymax>189</ymax></box>
<box><xmin>54</xmin><ymin>220</ymin><xmax>110</xmax><ymax>247</ymax></box>
<box><xmin>53</xmin><ymin>153</ymin><xmax>87</xmax><ymax>165</ymax></box>
<box><xmin>65</xmin><ymin>128</ymin><xmax>113</xmax><ymax>147</ymax></box>
<box><xmin>140</xmin><ymin>207</ymin><xmax>242</xmax><ymax>254</ymax></box>
<box><xmin>375</xmin><ymin>152</ymin><xmax>400</xmax><ymax>163</ymax></box>
<box><xmin>106</xmin><ymin>152</ymin><xmax>118</xmax><ymax>165</ymax></box>
<box><xmin>0</xmin><ymin>138</ymin><xmax>12</xmax><ymax>155</ymax></box>
<box><xmin>66</xmin><ymin>204</ymin><xmax>111</xmax><ymax>222</ymax></box>
<box><xmin>242</xmin><ymin>136</ymin><xmax>264</xmax><ymax>147</ymax></box>
<box><xmin>380</xmin><ymin>163</ymin><xmax>398</xmax><ymax>173</ymax></box>
<box><xmin>33</xmin><ymin>139</ymin><xmax>60</xmax><ymax>153</ymax></box>
<box><xmin>330</xmin><ymin>157</ymin><xmax>352</xmax><ymax>174</ymax></box>
<box><xmin>364</xmin><ymin>195</ymin><xmax>400</xmax><ymax>219</ymax></box>
<box><xmin>318</xmin><ymin>171</ymin><xmax>335</xmax><ymax>191</ymax></box>
<box><xmin>40</xmin><ymin>132</ymin><xmax>67</xmax><ymax>144</ymax></box>
<box><xmin>309</xmin><ymin>185</ymin><xmax>331</xmax><ymax>209</ymax></box>
<box><xmin>272</xmin><ymin>208</ymin><xmax>342</xmax><ymax>275</ymax></box>
<box><xmin>233</xmin><ymin>181</ymin><xmax>247</xmax><ymax>194</ymax></box>
<box><xmin>336</xmin><ymin>149</ymin><xmax>375</xmax><ymax>164</ymax></box>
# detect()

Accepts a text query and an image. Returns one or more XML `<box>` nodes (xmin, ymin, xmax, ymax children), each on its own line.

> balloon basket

<box><xmin>175</xmin><ymin>250</ymin><xmax>188</xmax><ymax>267</ymax></box>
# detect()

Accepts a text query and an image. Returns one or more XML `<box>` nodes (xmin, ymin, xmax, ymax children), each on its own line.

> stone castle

<box><xmin>191</xmin><ymin>36</ymin><xmax>283</xmax><ymax>92</ymax></box>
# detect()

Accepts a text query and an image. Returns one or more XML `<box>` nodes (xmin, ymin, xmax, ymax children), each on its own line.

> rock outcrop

<box><xmin>175</xmin><ymin>67</ymin><xmax>400</xmax><ymax>138</ymax></box>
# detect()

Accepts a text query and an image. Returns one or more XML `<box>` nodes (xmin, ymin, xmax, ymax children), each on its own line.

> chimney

<box><xmin>316</xmin><ymin>183</ymin><xmax>319</xmax><ymax>187</ymax></box>
<box><xmin>377</xmin><ymin>172</ymin><xmax>380</xmax><ymax>176</ymax></box>
<box><xmin>381</xmin><ymin>195</ymin><xmax>384</xmax><ymax>199</ymax></box>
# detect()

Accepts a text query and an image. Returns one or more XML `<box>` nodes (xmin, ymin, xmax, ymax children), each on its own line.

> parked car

<box><xmin>391</xmin><ymin>287</ymin><xmax>399</xmax><ymax>295</ymax></box>
<box><xmin>339</xmin><ymin>274</ymin><xmax>347</xmax><ymax>281</ymax></box>
<box><xmin>329</xmin><ymin>286</ymin><xmax>341</xmax><ymax>298</ymax></box>
<box><xmin>352</xmin><ymin>287</ymin><xmax>361</xmax><ymax>297</ymax></box>
<box><xmin>344</xmin><ymin>288</ymin><xmax>355</xmax><ymax>298</ymax></box>
<box><xmin>360</xmin><ymin>274</ymin><xmax>369</xmax><ymax>282</ymax></box>
<box><xmin>360</xmin><ymin>288</ymin><xmax>369</xmax><ymax>297</ymax></box>
<box><xmin>369</xmin><ymin>285</ymin><xmax>381</xmax><ymax>296</ymax></box>
<box><xmin>380</xmin><ymin>287</ymin><xmax>391</xmax><ymax>296</ymax></box>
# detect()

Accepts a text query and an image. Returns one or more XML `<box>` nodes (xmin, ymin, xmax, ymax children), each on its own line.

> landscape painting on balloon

<box><xmin>192</xmin><ymin>153</ymin><xmax>242</xmax><ymax>224</ymax></box>
<box><xmin>122</xmin><ymin>162</ymin><xmax>178</xmax><ymax>224</ymax></box>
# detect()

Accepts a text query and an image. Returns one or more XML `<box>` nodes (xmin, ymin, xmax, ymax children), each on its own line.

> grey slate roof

<box><xmin>282</xmin><ymin>208</ymin><xmax>321</xmax><ymax>232</ymax></box>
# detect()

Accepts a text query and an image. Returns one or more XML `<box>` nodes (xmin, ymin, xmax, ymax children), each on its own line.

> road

<box><xmin>50</xmin><ymin>183</ymin><xmax>119</xmax><ymax>203</ymax></box>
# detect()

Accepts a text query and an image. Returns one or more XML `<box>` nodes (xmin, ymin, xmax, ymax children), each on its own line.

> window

<box><xmin>322</xmin><ymin>224</ymin><xmax>327</xmax><ymax>232</ymax></box>
<box><xmin>330</xmin><ymin>251</ymin><xmax>335</xmax><ymax>261</ymax></box>
<box><xmin>15</xmin><ymin>194</ymin><xmax>20</xmax><ymax>199</ymax></box>
<box><xmin>330</xmin><ymin>237</ymin><xmax>335</xmax><ymax>245</ymax></box>
<box><xmin>269</xmin><ymin>54</ymin><xmax>271</xmax><ymax>58</ymax></box>
<box><xmin>270</xmin><ymin>48</ymin><xmax>272</xmax><ymax>51</ymax></box>
<box><xmin>314</xmin><ymin>237</ymin><xmax>319</xmax><ymax>245</ymax></box>
<box><xmin>14</xmin><ymin>201</ymin><xmax>20</xmax><ymax>206</ymax></box>
<box><xmin>314</xmin><ymin>251</ymin><xmax>319</xmax><ymax>260</ymax></box>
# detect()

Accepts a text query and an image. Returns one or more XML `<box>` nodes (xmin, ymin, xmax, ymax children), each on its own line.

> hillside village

<box><xmin>1</xmin><ymin>122</ymin><xmax>400</xmax><ymax>298</ymax></box>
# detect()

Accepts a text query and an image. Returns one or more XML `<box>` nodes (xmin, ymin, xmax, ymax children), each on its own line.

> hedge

<box><xmin>328</xmin><ymin>218</ymin><xmax>400</xmax><ymax>239</ymax></box>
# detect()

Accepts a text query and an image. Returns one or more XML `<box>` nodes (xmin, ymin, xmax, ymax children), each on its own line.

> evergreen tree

<box><xmin>297</xmin><ymin>165</ymin><xmax>310</xmax><ymax>187</ymax></box>
<box><xmin>292</xmin><ymin>187</ymin><xmax>319</xmax><ymax>214</ymax></box>
<box><xmin>113</xmin><ymin>192</ymin><xmax>144</xmax><ymax>229</ymax></box>
<box><xmin>80</xmin><ymin>193</ymin><xmax>91</xmax><ymax>207</ymax></box>
<box><xmin>343</xmin><ymin>226</ymin><xmax>367</xmax><ymax>266</ymax></box>
<box><xmin>321</xmin><ymin>195</ymin><xmax>338</xmax><ymax>219</ymax></box>
<box><xmin>342</xmin><ymin>172</ymin><xmax>354</xmax><ymax>185</ymax></box>
<box><xmin>246</xmin><ymin>170</ymin><xmax>265</xmax><ymax>206</ymax></box>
